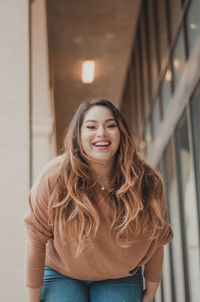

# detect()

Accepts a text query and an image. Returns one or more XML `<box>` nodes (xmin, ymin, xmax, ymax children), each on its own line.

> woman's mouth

<box><xmin>92</xmin><ymin>140</ymin><xmax>111</xmax><ymax>150</ymax></box>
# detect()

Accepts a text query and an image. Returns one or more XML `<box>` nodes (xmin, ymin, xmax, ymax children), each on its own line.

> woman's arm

<box><xmin>24</xmin><ymin>231</ymin><xmax>46</xmax><ymax>289</ymax></box>
<box><xmin>24</xmin><ymin>173</ymin><xmax>53</xmax><ymax>289</ymax></box>
<box><xmin>142</xmin><ymin>280</ymin><xmax>160</xmax><ymax>302</ymax></box>
<box><xmin>27</xmin><ymin>287</ymin><xmax>42</xmax><ymax>302</ymax></box>
<box><xmin>142</xmin><ymin>246</ymin><xmax>164</xmax><ymax>301</ymax></box>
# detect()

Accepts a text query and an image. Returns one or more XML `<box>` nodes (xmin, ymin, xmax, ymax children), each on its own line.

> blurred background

<box><xmin>0</xmin><ymin>0</ymin><xmax>200</xmax><ymax>301</ymax></box>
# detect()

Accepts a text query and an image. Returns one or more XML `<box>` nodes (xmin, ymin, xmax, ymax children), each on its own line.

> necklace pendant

<box><xmin>101</xmin><ymin>186</ymin><xmax>105</xmax><ymax>190</ymax></box>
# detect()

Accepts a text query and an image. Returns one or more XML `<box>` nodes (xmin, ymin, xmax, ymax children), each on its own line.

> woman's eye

<box><xmin>107</xmin><ymin>124</ymin><xmax>117</xmax><ymax>128</ymax></box>
<box><xmin>86</xmin><ymin>126</ymin><xmax>96</xmax><ymax>129</ymax></box>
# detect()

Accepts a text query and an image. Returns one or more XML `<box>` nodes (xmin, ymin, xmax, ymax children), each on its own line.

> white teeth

<box><xmin>94</xmin><ymin>142</ymin><xmax>110</xmax><ymax>146</ymax></box>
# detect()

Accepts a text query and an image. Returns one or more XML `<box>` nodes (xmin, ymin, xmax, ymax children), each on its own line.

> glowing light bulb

<box><xmin>81</xmin><ymin>60</ymin><xmax>95</xmax><ymax>83</ymax></box>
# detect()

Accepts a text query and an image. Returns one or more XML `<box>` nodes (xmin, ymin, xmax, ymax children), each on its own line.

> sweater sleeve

<box><xmin>143</xmin><ymin>191</ymin><xmax>174</xmax><ymax>282</ymax></box>
<box><xmin>143</xmin><ymin>246</ymin><xmax>164</xmax><ymax>282</ymax></box>
<box><xmin>143</xmin><ymin>223</ymin><xmax>173</xmax><ymax>282</ymax></box>
<box><xmin>157</xmin><ymin>224</ymin><xmax>174</xmax><ymax>247</ymax></box>
<box><xmin>24</xmin><ymin>172</ymin><xmax>53</xmax><ymax>288</ymax></box>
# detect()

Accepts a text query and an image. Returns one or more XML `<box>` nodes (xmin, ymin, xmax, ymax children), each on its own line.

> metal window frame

<box><xmin>162</xmin><ymin>146</ymin><xmax>177</xmax><ymax>302</ymax></box>
<box><xmin>129</xmin><ymin>58</ymin><xmax>139</xmax><ymax>134</ymax></box>
<box><xmin>133</xmin><ymin>32</ymin><xmax>143</xmax><ymax>135</ymax></box>
<box><xmin>144</xmin><ymin>0</ymin><xmax>160</xmax><ymax>139</ymax></box>
<box><xmin>137</xmin><ymin>20</ymin><xmax>145</xmax><ymax>125</ymax></box>
<box><xmin>174</xmin><ymin>114</ymin><xmax>191</xmax><ymax>302</ymax></box>
<box><xmin>164</xmin><ymin>0</ymin><xmax>174</xmax><ymax>96</ymax></box>
<box><xmin>187</xmin><ymin>88</ymin><xmax>200</xmax><ymax>244</ymax></box>
<box><xmin>143</xmin><ymin>0</ymin><xmax>151</xmax><ymax>112</ymax></box>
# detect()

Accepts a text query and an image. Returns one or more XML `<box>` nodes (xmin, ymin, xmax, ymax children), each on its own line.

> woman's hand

<box><xmin>142</xmin><ymin>289</ymin><xmax>154</xmax><ymax>302</ymax></box>
<box><xmin>142</xmin><ymin>279</ymin><xmax>160</xmax><ymax>302</ymax></box>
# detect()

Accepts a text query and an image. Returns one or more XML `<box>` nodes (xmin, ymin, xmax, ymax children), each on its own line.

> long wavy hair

<box><xmin>49</xmin><ymin>99</ymin><xmax>168</xmax><ymax>256</ymax></box>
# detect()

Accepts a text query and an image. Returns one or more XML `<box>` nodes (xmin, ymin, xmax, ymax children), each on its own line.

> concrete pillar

<box><xmin>0</xmin><ymin>1</ymin><xmax>29</xmax><ymax>301</ymax></box>
<box><xmin>31</xmin><ymin>0</ymin><xmax>56</xmax><ymax>182</ymax></box>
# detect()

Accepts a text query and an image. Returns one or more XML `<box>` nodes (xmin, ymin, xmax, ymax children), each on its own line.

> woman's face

<box><xmin>80</xmin><ymin>106</ymin><xmax>120</xmax><ymax>164</ymax></box>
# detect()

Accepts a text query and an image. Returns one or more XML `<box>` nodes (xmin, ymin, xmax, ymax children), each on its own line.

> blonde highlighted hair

<box><xmin>49</xmin><ymin>99</ymin><xmax>169</xmax><ymax>256</ymax></box>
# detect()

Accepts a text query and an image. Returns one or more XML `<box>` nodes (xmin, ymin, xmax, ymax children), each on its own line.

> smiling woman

<box><xmin>81</xmin><ymin>106</ymin><xmax>121</xmax><ymax>181</ymax></box>
<box><xmin>80</xmin><ymin>106</ymin><xmax>121</xmax><ymax>191</ymax></box>
<box><xmin>24</xmin><ymin>99</ymin><xmax>173</xmax><ymax>302</ymax></box>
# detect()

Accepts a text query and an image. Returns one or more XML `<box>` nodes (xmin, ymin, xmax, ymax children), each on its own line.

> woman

<box><xmin>24</xmin><ymin>99</ymin><xmax>173</xmax><ymax>302</ymax></box>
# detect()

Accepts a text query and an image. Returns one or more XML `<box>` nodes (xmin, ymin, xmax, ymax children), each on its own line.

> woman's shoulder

<box><xmin>31</xmin><ymin>154</ymin><xmax>65</xmax><ymax>197</ymax></box>
<box><xmin>157</xmin><ymin>224</ymin><xmax>174</xmax><ymax>247</ymax></box>
<box><xmin>39</xmin><ymin>154</ymin><xmax>65</xmax><ymax>177</ymax></box>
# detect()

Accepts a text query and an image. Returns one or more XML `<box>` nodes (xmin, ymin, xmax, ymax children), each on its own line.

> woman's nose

<box><xmin>96</xmin><ymin>125</ymin><xmax>106</xmax><ymax>136</ymax></box>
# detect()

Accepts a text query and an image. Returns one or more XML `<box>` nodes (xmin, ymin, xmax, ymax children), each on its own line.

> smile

<box><xmin>93</xmin><ymin>140</ymin><xmax>111</xmax><ymax>147</ymax></box>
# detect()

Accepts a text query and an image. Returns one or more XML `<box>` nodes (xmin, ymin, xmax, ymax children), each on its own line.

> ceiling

<box><xmin>46</xmin><ymin>0</ymin><xmax>141</xmax><ymax>151</ymax></box>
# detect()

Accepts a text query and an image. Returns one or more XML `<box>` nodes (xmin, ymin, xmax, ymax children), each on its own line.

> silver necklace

<box><xmin>97</xmin><ymin>180</ymin><xmax>108</xmax><ymax>191</ymax></box>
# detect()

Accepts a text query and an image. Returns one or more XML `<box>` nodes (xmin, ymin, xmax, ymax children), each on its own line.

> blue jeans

<box><xmin>40</xmin><ymin>265</ymin><xmax>143</xmax><ymax>302</ymax></box>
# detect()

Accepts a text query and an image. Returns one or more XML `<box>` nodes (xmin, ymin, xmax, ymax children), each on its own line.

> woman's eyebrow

<box><xmin>105</xmin><ymin>118</ymin><xmax>116</xmax><ymax>122</ymax></box>
<box><xmin>85</xmin><ymin>120</ymin><xmax>97</xmax><ymax>123</ymax></box>
<box><xmin>85</xmin><ymin>118</ymin><xmax>116</xmax><ymax>123</ymax></box>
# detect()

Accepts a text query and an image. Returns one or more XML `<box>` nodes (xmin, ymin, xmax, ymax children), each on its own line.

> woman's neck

<box><xmin>90</xmin><ymin>160</ymin><xmax>113</xmax><ymax>187</ymax></box>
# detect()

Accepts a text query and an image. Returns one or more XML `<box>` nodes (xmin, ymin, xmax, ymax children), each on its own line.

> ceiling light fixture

<box><xmin>81</xmin><ymin>60</ymin><xmax>95</xmax><ymax>83</ymax></box>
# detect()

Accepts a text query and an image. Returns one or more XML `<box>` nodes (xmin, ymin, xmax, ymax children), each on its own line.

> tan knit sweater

<box><xmin>24</xmin><ymin>156</ymin><xmax>173</xmax><ymax>288</ymax></box>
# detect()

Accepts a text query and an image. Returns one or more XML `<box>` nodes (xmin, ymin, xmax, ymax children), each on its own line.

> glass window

<box><xmin>156</xmin><ymin>0</ymin><xmax>169</xmax><ymax>70</ymax></box>
<box><xmin>129</xmin><ymin>59</ymin><xmax>138</xmax><ymax>133</ymax></box>
<box><xmin>151</xmin><ymin>98</ymin><xmax>160</xmax><ymax>138</ymax></box>
<box><xmin>169</xmin><ymin>0</ymin><xmax>182</xmax><ymax>41</ymax></box>
<box><xmin>175</xmin><ymin>112</ymin><xmax>200</xmax><ymax>301</ymax></box>
<box><xmin>172</xmin><ymin>28</ymin><xmax>186</xmax><ymax>89</ymax></box>
<box><xmin>165</xmin><ymin>142</ymin><xmax>186</xmax><ymax>302</ymax></box>
<box><xmin>186</xmin><ymin>0</ymin><xmax>200</xmax><ymax>55</ymax></box>
<box><xmin>141</xmin><ymin>12</ymin><xmax>150</xmax><ymax>115</ymax></box>
<box><xmin>161</xmin><ymin>65</ymin><xmax>173</xmax><ymax>116</ymax></box>
<box><xmin>137</xmin><ymin>24</ymin><xmax>145</xmax><ymax>123</ymax></box>
<box><xmin>147</xmin><ymin>0</ymin><xmax>159</xmax><ymax>97</ymax></box>
<box><xmin>159</xmin><ymin>159</ymin><xmax>173</xmax><ymax>302</ymax></box>
<box><xmin>190</xmin><ymin>82</ymin><xmax>200</xmax><ymax>223</ymax></box>
<box><xmin>134</xmin><ymin>37</ymin><xmax>143</xmax><ymax>127</ymax></box>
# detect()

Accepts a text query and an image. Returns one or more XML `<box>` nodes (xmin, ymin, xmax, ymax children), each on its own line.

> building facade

<box><xmin>121</xmin><ymin>1</ymin><xmax>200</xmax><ymax>301</ymax></box>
